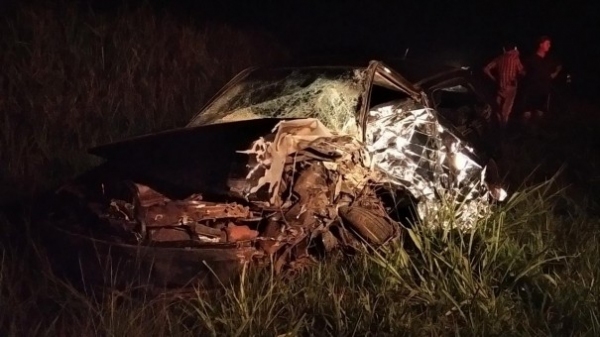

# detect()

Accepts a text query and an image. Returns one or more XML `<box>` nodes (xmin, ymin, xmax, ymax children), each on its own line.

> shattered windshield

<box><xmin>187</xmin><ymin>67</ymin><xmax>368</xmax><ymax>133</ymax></box>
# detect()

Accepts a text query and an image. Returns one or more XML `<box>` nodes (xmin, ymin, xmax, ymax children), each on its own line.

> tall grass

<box><xmin>2</xmin><ymin>178</ymin><xmax>600</xmax><ymax>336</ymax></box>
<box><xmin>2</xmin><ymin>1</ymin><xmax>600</xmax><ymax>336</ymax></box>
<box><xmin>0</xmin><ymin>1</ymin><xmax>288</xmax><ymax>202</ymax></box>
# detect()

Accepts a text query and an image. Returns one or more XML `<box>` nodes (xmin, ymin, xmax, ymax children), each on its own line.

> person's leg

<box><xmin>512</xmin><ymin>85</ymin><xmax>526</xmax><ymax>127</ymax></box>
<box><xmin>502</xmin><ymin>85</ymin><xmax>517</xmax><ymax>126</ymax></box>
<box><xmin>495</xmin><ymin>90</ymin><xmax>504</xmax><ymax>127</ymax></box>
<box><xmin>532</xmin><ymin>93</ymin><xmax>547</xmax><ymax>121</ymax></box>
<box><xmin>487</xmin><ymin>89</ymin><xmax>505</xmax><ymax>155</ymax></box>
<box><xmin>522</xmin><ymin>87</ymin><xmax>535</xmax><ymax>124</ymax></box>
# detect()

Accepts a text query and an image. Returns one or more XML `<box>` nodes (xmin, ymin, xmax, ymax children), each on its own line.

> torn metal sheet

<box><xmin>237</xmin><ymin>118</ymin><xmax>373</xmax><ymax>207</ymax></box>
<box><xmin>238</xmin><ymin>118</ymin><xmax>335</xmax><ymax>206</ymax></box>
<box><xmin>365</xmin><ymin>99</ymin><xmax>503</xmax><ymax>228</ymax></box>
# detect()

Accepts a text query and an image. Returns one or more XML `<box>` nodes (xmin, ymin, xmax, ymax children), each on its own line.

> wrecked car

<box><xmin>41</xmin><ymin>60</ymin><xmax>506</xmax><ymax>292</ymax></box>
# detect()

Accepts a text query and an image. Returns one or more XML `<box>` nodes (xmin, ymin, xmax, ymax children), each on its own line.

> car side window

<box><xmin>432</xmin><ymin>81</ymin><xmax>491</xmax><ymax>125</ymax></box>
<box><xmin>429</xmin><ymin>80</ymin><xmax>492</xmax><ymax>148</ymax></box>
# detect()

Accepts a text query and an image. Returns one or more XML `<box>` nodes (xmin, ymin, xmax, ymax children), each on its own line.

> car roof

<box><xmin>293</xmin><ymin>55</ymin><xmax>470</xmax><ymax>88</ymax></box>
<box><xmin>383</xmin><ymin>59</ymin><xmax>468</xmax><ymax>86</ymax></box>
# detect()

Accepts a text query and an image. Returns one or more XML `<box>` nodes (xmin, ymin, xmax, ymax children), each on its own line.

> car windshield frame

<box><xmin>186</xmin><ymin>66</ymin><xmax>372</xmax><ymax>132</ymax></box>
<box><xmin>187</xmin><ymin>61</ymin><xmax>420</xmax><ymax>133</ymax></box>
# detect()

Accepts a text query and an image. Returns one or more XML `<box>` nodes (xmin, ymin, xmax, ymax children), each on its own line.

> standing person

<box><xmin>483</xmin><ymin>42</ymin><xmax>525</xmax><ymax>128</ymax></box>
<box><xmin>522</xmin><ymin>36</ymin><xmax>562</xmax><ymax>121</ymax></box>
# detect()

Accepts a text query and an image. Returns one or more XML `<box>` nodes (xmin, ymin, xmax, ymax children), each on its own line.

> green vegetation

<box><xmin>2</xmin><ymin>2</ymin><xmax>600</xmax><ymax>336</ymax></box>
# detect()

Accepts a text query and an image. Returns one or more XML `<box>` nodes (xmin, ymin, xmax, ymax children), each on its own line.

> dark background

<box><xmin>161</xmin><ymin>0</ymin><xmax>599</xmax><ymax>99</ymax></box>
<box><xmin>2</xmin><ymin>0</ymin><xmax>599</xmax><ymax>98</ymax></box>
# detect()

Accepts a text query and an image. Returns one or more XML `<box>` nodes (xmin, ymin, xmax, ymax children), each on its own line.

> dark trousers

<box><xmin>525</xmin><ymin>91</ymin><xmax>550</xmax><ymax>113</ymax></box>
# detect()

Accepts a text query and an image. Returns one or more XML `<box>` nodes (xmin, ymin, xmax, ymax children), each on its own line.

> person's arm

<box><xmin>483</xmin><ymin>58</ymin><xmax>497</xmax><ymax>81</ymax></box>
<box><xmin>551</xmin><ymin>64</ymin><xmax>563</xmax><ymax>79</ymax></box>
<box><xmin>517</xmin><ymin>58</ymin><xmax>526</xmax><ymax>76</ymax></box>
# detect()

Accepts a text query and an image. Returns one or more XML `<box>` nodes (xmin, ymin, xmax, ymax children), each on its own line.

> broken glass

<box><xmin>187</xmin><ymin>67</ymin><xmax>367</xmax><ymax>134</ymax></box>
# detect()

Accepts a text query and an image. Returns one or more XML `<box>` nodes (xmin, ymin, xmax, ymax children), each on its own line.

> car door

<box><xmin>424</xmin><ymin>76</ymin><xmax>492</xmax><ymax>150</ymax></box>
